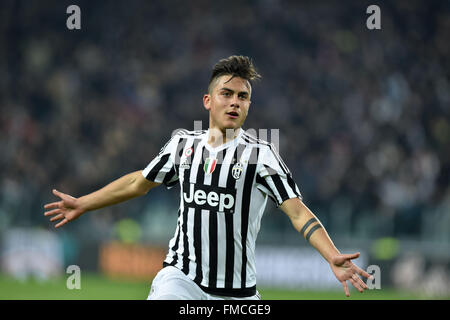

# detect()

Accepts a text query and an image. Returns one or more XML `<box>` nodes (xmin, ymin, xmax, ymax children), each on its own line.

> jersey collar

<box><xmin>203</xmin><ymin>128</ymin><xmax>245</xmax><ymax>153</ymax></box>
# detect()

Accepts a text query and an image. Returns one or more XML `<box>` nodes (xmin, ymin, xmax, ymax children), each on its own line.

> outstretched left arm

<box><xmin>280</xmin><ymin>197</ymin><xmax>372</xmax><ymax>296</ymax></box>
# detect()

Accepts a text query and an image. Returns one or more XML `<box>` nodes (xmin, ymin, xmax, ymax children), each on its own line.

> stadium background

<box><xmin>0</xmin><ymin>0</ymin><xmax>449</xmax><ymax>299</ymax></box>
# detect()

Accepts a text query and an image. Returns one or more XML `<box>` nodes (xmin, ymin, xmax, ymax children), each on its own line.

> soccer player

<box><xmin>44</xmin><ymin>55</ymin><xmax>372</xmax><ymax>299</ymax></box>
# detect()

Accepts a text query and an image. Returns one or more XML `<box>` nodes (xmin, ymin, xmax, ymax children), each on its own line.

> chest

<box><xmin>176</xmin><ymin>144</ymin><xmax>256</xmax><ymax>187</ymax></box>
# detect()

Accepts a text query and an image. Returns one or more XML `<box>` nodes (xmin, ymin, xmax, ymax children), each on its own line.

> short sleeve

<box><xmin>256</xmin><ymin>144</ymin><xmax>302</xmax><ymax>206</ymax></box>
<box><xmin>142</xmin><ymin>134</ymin><xmax>180</xmax><ymax>189</ymax></box>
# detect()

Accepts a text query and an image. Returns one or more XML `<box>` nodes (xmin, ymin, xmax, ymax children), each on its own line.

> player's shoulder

<box><xmin>160</xmin><ymin>129</ymin><xmax>205</xmax><ymax>150</ymax></box>
<box><xmin>241</xmin><ymin>130</ymin><xmax>272</xmax><ymax>148</ymax></box>
<box><xmin>172</xmin><ymin>128</ymin><xmax>207</xmax><ymax>139</ymax></box>
<box><xmin>241</xmin><ymin>130</ymin><xmax>283</xmax><ymax>159</ymax></box>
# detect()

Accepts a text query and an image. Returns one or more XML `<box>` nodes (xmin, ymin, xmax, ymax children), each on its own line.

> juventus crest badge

<box><xmin>232</xmin><ymin>162</ymin><xmax>244</xmax><ymax>180</ymax></box>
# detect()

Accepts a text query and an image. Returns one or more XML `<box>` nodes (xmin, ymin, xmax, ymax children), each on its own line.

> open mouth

<box><xmin>226</xmin><ymin>111</ymin><xmax>239</xmax><ymax>119</ymax></box>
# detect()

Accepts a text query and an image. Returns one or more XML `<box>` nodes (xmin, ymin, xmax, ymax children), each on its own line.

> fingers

<box><xmin>349</xmin><ymin>277</ymin><xmax>364</xmax><ymax>293</ymax></box>
<box><xmin>55</xmin><ymin>218</ymin><xmax>69</xmax><ymax>228</ymax></box>
<box><xmin>44</xmin><ymin>208</ymin><xmax>61</xmax><ymax>216</ymax></box>
<box><xmin>45</xmin><ymin>189</ymin><xmax>73</xmax><ymax>228</ymax></box>
<box><xmin>44</xmin><ymin>202</ymin><xmax>60</xmax><ymax>210</ymax></box>
<box><xmin>50</xmin><ymin>213</ymin><xmax>64</xmax><ymax>222</ymax></box>
<box><xmin>53</xmin><ymin>189</ymin><xmax>76</xmax><ymax>200</ymax></box>
<box><xmin>332</xmin><ymin>252</ymin><xmax>361</xmax><ymax>266</ymax></box>
<box><xmin>354</xmin><ymin>265</ymin><xmax>373</xmax><ymax>280</ymax></box>
<box><xmin>341</xmin><ymin>281</ymin><xmax>350</xmax><ymax>297</ymax></box>
<box><xmin>341</xmin><ymin>252</ymin><xmax>360</xmax><ymax>261</ymax></box>
<box><xmin>44</xmin><ymin>189</ymin><xmax>65</xmax><ymax>210</ymax></box>
<box><xmin>357</xmin><ymin>276</ymin><xmax>369</xmax><ymax>290</ymax></box>
<box><xmin>341</xmin><ymin>270</ymin><xmax>371</xmax><ymax>297</ymax></box>
<box><xmin>343</xmin><ymin>274</ymin><xmax>369</xmax><ymax>297</ymax></box>
<box><xmin>45</xmin><ymin>210</ymin><xmax>69</xmax><ymax>227</ymax></box>
<box><xmin>351</xmin><ymin>274</ymin><xmax>368</xmax><ymax>292</ymax></box>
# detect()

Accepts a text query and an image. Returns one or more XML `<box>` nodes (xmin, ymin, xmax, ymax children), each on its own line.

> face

<box><xmin>203</xmin><ymin>75</ymin><xmax>252</xmax><ymax>133</ymax></box>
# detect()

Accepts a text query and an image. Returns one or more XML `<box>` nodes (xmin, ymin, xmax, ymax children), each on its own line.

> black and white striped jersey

<box><xmin>142</xmin><ymin>128</ymin><xmax>302</xmax><ymax>297</ymax></box>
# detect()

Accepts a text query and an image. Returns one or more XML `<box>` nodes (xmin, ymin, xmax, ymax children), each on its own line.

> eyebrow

<box><xmin>219</xmin><ymin>87</ymin><xmax>250</xmax><ymax>96</ymax></box>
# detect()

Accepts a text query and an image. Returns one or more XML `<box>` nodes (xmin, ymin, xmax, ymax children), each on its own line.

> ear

<box><xmin>203</xmin><ymin>94</ymin><xmax>211</xmax><ymax>111</ymax></box>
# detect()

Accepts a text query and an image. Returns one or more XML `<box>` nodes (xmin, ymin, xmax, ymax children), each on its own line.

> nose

<box><xmin>230</xmin><ymin>95</ymin><xmax>240</xmax><ymax>108</ymax></box>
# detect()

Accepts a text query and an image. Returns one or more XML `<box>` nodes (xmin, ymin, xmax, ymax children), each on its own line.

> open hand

<box><xmin>329</xmin><ymin>252</ymin><xmax>373</xmax><ymax>297</ymax></box>
<box><xmin>44</xmin><ymin>189</ymin><xmax>84</xmax><ymax>228</ymax></box>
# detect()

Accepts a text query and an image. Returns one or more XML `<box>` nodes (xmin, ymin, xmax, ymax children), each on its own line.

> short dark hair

<box><xmin>208</xmin><ymin>55</ymin><xmax>261</xmax><ymax>93</ymax></box>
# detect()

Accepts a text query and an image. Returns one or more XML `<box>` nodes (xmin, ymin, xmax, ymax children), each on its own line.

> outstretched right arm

<box><xmin>44</xmin><ymin>170</ymin><xmax>160</xmax><ymax>228</ymax></box>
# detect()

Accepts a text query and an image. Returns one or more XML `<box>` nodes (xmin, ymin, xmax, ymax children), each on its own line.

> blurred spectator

<box><xmin>0</xmin><ymin>0</ymin><xmax>449</xmax><ymax>245</ymax></box>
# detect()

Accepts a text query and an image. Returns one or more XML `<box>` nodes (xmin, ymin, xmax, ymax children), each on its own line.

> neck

<box><xmin>207</xmin><ymin>127</ymin><xmax>241</xmax><ymax>148</ymax></box>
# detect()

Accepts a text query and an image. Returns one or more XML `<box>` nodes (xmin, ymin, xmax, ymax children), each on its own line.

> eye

<box><xmin>222</xmin><ymin>91</ymin><xmax>231</xmax><ymax>97</ymax></box>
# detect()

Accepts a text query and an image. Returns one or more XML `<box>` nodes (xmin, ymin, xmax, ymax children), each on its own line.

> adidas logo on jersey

<box><xmin>180</xmin><ymin>158</ymin><xmax>190</xmax><ymax>169</ymax></box>
<box><xmin>183</xmin><ymin>183</ymin><xmax>236</xmax><ymax>213</ymax></box>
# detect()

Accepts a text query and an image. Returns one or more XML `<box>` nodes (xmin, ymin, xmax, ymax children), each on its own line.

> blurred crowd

<box><xmin>1</xmin><ymin>0</ymin><xmax>449</xmax><ymax>242</ymax></box>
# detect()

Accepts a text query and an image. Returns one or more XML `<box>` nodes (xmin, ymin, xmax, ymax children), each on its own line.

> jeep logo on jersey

<box><xmin>183</xmin><ymin>183</ymin><xmax>236</xmax><ymax>213</ymax></box>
